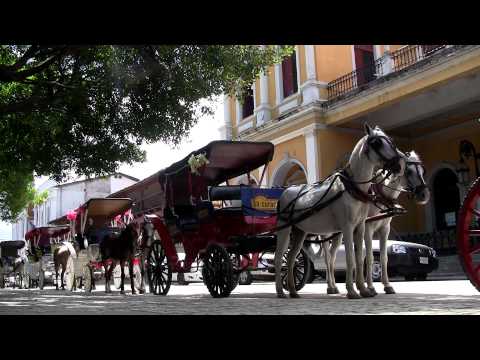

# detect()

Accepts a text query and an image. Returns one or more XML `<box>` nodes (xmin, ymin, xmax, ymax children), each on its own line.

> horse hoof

<box><xmin>120</xmin><ymin>290</ymin><xmax>125</xmax><ymax>295</ymax></box>
<box><xmin>132</xmin><ymin>291</ymin><xmax>136</xmax><ymax>295</ymax></box>
<box><xmin>277</xmin><ymin>293</ymin><xmax>287</xmax><ymax>299</ymax></box>
<box><xmin>360</xmin><ymin>288</ymin><xmax>374</xmax><ymax>298</ymax></box>
<box><xmin>384</xmin><ymin>286</ymin><xmax>396</xmax><ymax>294</ymax></box>
<box><xmin>289</xmin><ymin>293</ymin><xmax>300</xmax><ymax>299</ymax></box>
<box><xmin>347</xmin><ymin>292</ymin><xmax>362</xmax><ymax>299</ymax></box>
<box><xmin>139</xmin><ymin>289</ymin><xmax>145</xmax><ymax>294</ymax></box>
<box><xmin>368</xmin><ymin>287</ymin><xmax>378</xmax><ymax>296</ymax></box>
<box><xmin>327</xmin><ymin>287</ymin><xmax>339</xmax><ymax>294</ymax></box>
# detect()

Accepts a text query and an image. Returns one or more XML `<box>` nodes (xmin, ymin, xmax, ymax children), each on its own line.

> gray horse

<box><xmin>274</xmin><ymin>124</ymin><xmax>404</xmax><ymax>299</ymax></box>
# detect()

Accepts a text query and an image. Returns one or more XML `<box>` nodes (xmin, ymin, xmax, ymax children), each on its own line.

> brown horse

<box><xmin>100</xmin><ymin>223</ymin><xmax>140</xmax><ymax>294</ymax></box>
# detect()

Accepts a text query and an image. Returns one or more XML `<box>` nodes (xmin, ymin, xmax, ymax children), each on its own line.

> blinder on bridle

<box><xmin>366</xmin><ymin>134</ymin><xmax>402</xmax><ymax>174</ymax></box>
<box><xmin>404</xmin><ymin>151</ymin><xmax>428</xmax><ymax>197</ymax></box>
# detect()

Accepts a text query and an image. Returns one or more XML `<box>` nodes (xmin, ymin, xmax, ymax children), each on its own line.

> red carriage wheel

<box><xmin>457</xmin><ymin>177</ymin><xmax>480</xmax><ymax>292</ymax></box>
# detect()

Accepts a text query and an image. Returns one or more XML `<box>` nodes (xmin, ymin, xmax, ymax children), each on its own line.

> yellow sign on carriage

<box><xmin>251</xmin><ymin>195</ymin><xmax>278</xmax><ymax>211</ymax></box>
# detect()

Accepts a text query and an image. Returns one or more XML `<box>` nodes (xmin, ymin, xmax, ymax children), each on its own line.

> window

<box><xmin>242</xmin><ymin>87</ymin><xmax>254</xmax><ymax>119</ymax></box>
<box><xmin>282</xmin><ymin>51</ymin><xmax>298</xmax><ymax>98</ymax></box>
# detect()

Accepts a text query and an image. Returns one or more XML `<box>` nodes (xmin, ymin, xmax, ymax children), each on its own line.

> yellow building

<box><xmin>222</xmin><ymin>45</ymin><xmax>480</xmax><ymax>250</ymax></box>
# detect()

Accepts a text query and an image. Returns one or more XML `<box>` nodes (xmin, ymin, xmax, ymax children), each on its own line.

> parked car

<box><xmin>255</xmin><ymin>238</ymin><xmax>438</xmax><ymax>283</ymax></box>
<box><xmin>305</xmin><ymin>238</ymin><xmax>439</xmax><ymax>282</ymax></box>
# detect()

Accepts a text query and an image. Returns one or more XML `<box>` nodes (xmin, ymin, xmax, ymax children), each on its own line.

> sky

<box><xmin>0</xmin><ymin>96</ymin><xmax>225</xmax><ymax>240</ymax></box>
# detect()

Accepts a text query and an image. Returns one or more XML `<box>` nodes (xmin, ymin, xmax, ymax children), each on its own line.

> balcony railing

<box><xmin>326</xmin><ymin>45</ymin><xmax>450</xmax><ymax>102</ymax></box>
<box><xmin>326</xmin><ymin>58</ymin><xmax>384</xmax><ymax>101</ymax></box>
<box><xmin>391</xmin><ymin>45</ymin><xmax>446</xmax><ymax>72</ymax></box>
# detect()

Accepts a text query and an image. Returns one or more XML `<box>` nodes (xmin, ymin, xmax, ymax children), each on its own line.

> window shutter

<box><xmin>282</xmin><ymin>52</ymin><xmax>298</xmax><ymax>98</ymax></box>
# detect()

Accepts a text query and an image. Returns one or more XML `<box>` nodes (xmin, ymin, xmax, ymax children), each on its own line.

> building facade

<box><xmin>223</xmin><ymin>45</ymin><xmax>480</xmax><ymax>251</ymax></box>
<box><xmin>11</xmin><ymin>173</ymin><xmax>138</xmax><ymax>240</ymax></box>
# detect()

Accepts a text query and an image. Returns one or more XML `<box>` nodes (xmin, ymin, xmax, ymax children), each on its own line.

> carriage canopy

<box><xmin>159</xmin><ymin>141</ymin><xmax>274</xmax><ymax>186</ymax></box>
<box><xmin>0</xmin><ymin>240</ymin><xmax>26</xmax><ymax>250</ymax></box>
<box><xmin>24</xmin><ymin>226</ymin><xmax>70</xmax><ymax>247</ymax></box>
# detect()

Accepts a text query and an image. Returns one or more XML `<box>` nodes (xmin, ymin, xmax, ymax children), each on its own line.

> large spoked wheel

<box><xmin>83</xmin><ymin>265</ymin><xmax>93</xmax><ymax>292</ymax></box>
<box><xmin>65</xmin><ymin>257</ymin><xmax>75</xmax><ymax>291</ymax></box>
<box><xmin>281</xmin><ymin>248</ymin><xmax>312</xmax><ymax>292</ymax></box>
<box><xmin>202</xmin><ymin>244</ymin><xmax>235</xmax><ymax>298</ymax></box>
<box><xmin>457</xmin><ymin>177</ymin><xmax>480</xmax><ymax>292</ymax></box>
<box><xmin>147</xmin><ymin>240</ymin><xmax>172</xmax><ymax>295</ymax></box>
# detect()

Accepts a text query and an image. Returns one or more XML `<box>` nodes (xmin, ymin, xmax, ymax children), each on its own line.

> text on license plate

<box><xmin>419</xmin><ymin>257</ymin><xmax>429</xmax><ymax>264</ymax></box>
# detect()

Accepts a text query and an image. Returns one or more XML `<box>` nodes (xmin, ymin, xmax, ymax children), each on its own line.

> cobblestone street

<box><xmin>0</xmin><ymin>280</ymin><xmax>479</xmax><ymax>315</ymax></box>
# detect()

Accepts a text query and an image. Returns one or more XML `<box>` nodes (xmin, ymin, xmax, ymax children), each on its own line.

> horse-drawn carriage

<box><xmin>457</xmin><ymin>177</ymin><xmax>480</xmax><ymax>292</ymax></box>
<box><xmin>114</xmin><ymin>141</ymin><xmax>310</xmax><ymax>298</ymax></box>
<box><xmin>23</xmin><ymin>226</ymin><xmax>70</xmax><ymax>289</ymax></box>
<box><xmin>0</xmin><ymin>240</ymin><xmax>27</xmax><ymax>288</ymax></box>
<box><xmin>49</xmin><ymin>197</ymin><xmax>142</xmax><ymax>292</ymax></box>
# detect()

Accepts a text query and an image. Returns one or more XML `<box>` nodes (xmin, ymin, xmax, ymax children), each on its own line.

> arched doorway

<box><xmin>432</xmin><ymin>168</ymin><xmax>461</xmax><ymax>230</ymax></box>
<box><xmin>271</xmin><ymin>160</ymin><xmax>307</xmax><ymax>187</ymax></box>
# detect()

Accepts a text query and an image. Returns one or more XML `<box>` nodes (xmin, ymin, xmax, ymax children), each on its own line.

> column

<box><xmin>222</xmin><ymin>94</ymin><xmax>233</xmax><ymax>140</ymax></box>
<box><xmin>235</xmin><ymin>98</ymin><xmax>242</xmax><ymax>124</ymax></box>
<box><xmin>274</xmin><ymin>63</ymin><xmax>284</xmax><ymax>105</ymax></box>
<box><xmin>256</xmin><ymin>70</ymin><xmax>271</xmax><ymax>126</ymax></box>
<box><xmin>301</xmin><ymin>45</ymin><xmax>322</xmax><ymax>106</ymax></box>
<box><xmin>304</xmin><ymin>129</ymin><xmax>320</xmax><ymax>183</ymax></box>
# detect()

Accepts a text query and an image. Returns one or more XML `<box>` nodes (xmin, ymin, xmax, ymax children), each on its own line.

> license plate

<box><xmin>419</xmin><ymin>257</ymin><xmax>429</xmax><ymax>264</ymax></box>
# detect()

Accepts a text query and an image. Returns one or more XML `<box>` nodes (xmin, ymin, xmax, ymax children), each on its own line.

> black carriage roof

<box><xmin>0</xmin><ymin>240</ymin><xmax>26</xmax><ymax>249</ymax></box>
<box><xmin>160</xmin><ymin>140</ymin><xmax>274</xmax><ymax>185</ymax></box>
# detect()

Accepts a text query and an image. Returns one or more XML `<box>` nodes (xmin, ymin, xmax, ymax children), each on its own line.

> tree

<box><xmin>0</xmin><ymin>45</ymin><xmax>293</xmax><ymax>221</ymax></box>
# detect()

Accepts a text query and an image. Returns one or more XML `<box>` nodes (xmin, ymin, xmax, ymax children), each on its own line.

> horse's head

<box><xmin>363</xmin><ymin>124</ymin><xmax>404</xmax><ymax>176</ymax></box>
<box><xmin>402</xmin><ymin>151</ymin><xmax>430</xmax><ymax>205</ymax></box>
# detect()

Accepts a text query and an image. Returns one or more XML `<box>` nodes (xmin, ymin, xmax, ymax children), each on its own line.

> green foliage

<box><xmin>0</xmin><ymin>45</ymin><xmax>294</xmax><ymax>221</ymax></box>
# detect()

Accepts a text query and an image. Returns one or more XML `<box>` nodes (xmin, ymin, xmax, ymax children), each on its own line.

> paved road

<box><xmin>0</xmin><ymin>280</ymin><xmax>479</xmax><ymax>315</ymax></box>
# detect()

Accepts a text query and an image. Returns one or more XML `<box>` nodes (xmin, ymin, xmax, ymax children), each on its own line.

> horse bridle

<box><xmin>377</xmin><ymin>152</ymin><xmax>427</xmax><ymax>197</ymax></box>
<box><xmin>365</xmin><ymin>134</ymin><xmax>402</xmax><ymax>175</ymax></box>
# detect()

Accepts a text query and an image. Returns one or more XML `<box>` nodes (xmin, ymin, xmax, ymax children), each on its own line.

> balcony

<box><xmin>325</xmin><ymin>45</ymin><xmax>461</xmax><ymax>105</ymax></box>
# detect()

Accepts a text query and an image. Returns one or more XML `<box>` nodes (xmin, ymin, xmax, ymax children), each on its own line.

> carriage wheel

<box><xmin>23</xmin><ymin>273</ymin><xmax>31</xmax><ymax>289</ymax></box>
<box><xmin>457</xmin><ymin>177</ymin><xmax>480</xmax><ymax>292</ymax></box>
<box><xmin>83</xmin><ymin>265</ymin><xmax>93</xmax><ymax>292</ymax></box>
<box><xmin>281</xmin><ymin>248</ymin><xmax>312</xmax><ymax>292</ymax></box>
<box><xmin>202</xmin><ymin>244</ymin><xmax>235</xmax><ymax>298</ymax></box>
<box><xmin>113</xmin><ymin>264</ymin><xmax>122</xmax><ymax>289</ymax></box>
<box><xmin>65</xmin><ymin>257</ymin><xmax>76</xmax><ymax>291</ymax></box>
<box><xmin>133</xmin><ymin>263</ymin><xmax>142</xmax><ymax>291</ymax></box>
<box><xmin>147</xmin><ymin>240</ymin><xmax>172</xmax><ymax>295</ymax></box>
<box><xmin>14</xmin><ymin>273</ymin><xmax>22</xmax><ymax>289</ymax></box>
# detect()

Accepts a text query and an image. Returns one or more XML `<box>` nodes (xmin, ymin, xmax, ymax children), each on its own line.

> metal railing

<box><xmin>398</xmin><ymin>229</ymin><xmax>463</xmax><ymax>255</ymax></box>
<box><xmin>326</xmin><ymin>45</ymin><xmax>449</xmax><ymax>102</ymax></box>
<box><xmin>327</xmin><ymin>58</ymin><xmax>384</xmax><ymax>101</ymax></box>
<box><xmin>391</xmin><ymin>45</ymin><xmax>446</xmax><ymax>72</ymax></box>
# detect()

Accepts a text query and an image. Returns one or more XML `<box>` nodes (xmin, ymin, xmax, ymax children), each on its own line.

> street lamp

<box><xmin>459</xmin><ymin>140</ymin><xmax>480</xmax><ymax>178</ymax></box>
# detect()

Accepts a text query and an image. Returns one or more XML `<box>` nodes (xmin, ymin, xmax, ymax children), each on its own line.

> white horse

<box><xmin>274</xmin><ymin>124</ymin><xmax>404</xmax><ymax>299</ymax></box>
<box><xmin>323</xmin><ymin>151</ymin><xmax>429</xmax><ymax>295</ymax></box>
